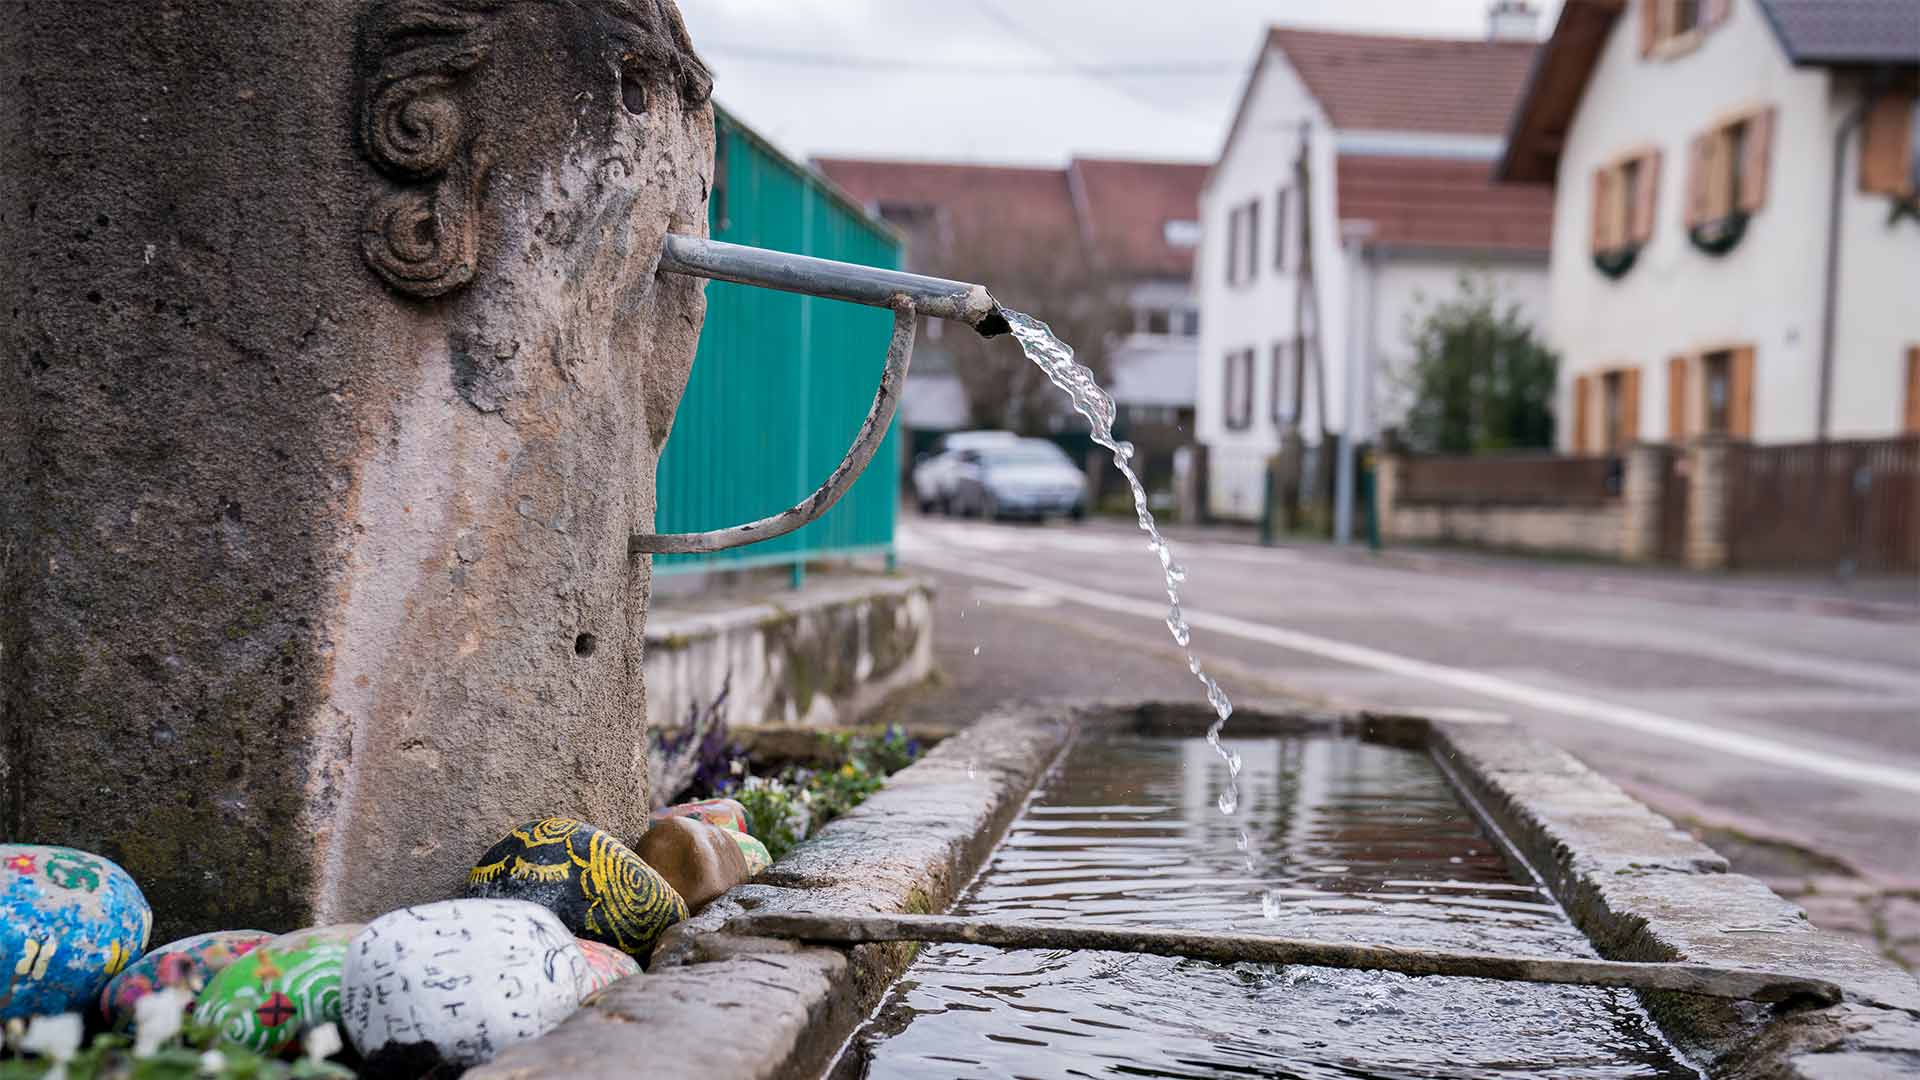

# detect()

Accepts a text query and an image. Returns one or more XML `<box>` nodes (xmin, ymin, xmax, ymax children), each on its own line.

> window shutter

<box><xmin>1703</xmin><ymin>0</ymin><xmax>1731</xmax><ymax>26</ymax></box>
<box><xmin>1737</xmin><ymin>107</ymin><xmax>1775</xmax><ymax>212</ymax></box>
<box><xmin>1667</xmin><ymin>355</ymin><xmax>1690</xmax><ymax>441</ymax></box>
<box><xmin>1905</xmin><ymin>346</ymin><xmax>1920</xmax><ymax>434</ymax></box>
<box><xmin>1572</xmin><ymin>375</ymin><xmax>1592</xmax><ymax>452</ymax></box>
<box><xmin>1640</xmin><ymin>0</ymin><xmax>1660</xmax><ymax>55</ymax></box>
<box><xmin>1592</xmin><ymin>166</ymin><xmax>1615</xmax><ymax>252</ymax></box>
<box><xmin>1728</xmin><ymin>346</ymin><xmax>1755</xmax><ymax>438</ymax></box>
<box><xmin>1630</xmin><ymin>151</ymin><xmax>1661</xmax><ymax>244</ymax></box>
<box><xmin>1247</xmin><ymin>200</ymin><xmax>1262</xmax><ymax>283</ymax></box>
<box><xmin>1861</xmin><ymin>94</ymin><xmax>1917</xmax><ymax>197</ymax></box>
<box><xmin>1621</xmin><ymin>367</ymin><xmax>1642</xmax><ymax>444</ymax></box>
<box><xmin>1686</xmin><ymin>133</ymin><xmax>1715</xmax><ymax>226</ymax></box>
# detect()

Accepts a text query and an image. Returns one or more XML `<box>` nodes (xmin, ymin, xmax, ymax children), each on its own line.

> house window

<box><xmin>1270</xmin><ymin>343</ymin><xmax>1297</xmax><ymax>423</ymax></box>
<box><xmin>1180</xmin><ymin>309</ymin><xmax>1200</xmax><ymax>337</ymax></box>
<box><xmin>1145</xmin><ymin>309</ymin><xmax>1171</xmax><ymax>336</ymax></box>
<box><xmin>1861</xmin><ymin>92</ymin><xmax>1920</xmax><ymax>199</ymax></box>
<box><xmin>1572</xmin><ymin>366</ymin><xmax>1641</xmax><ymax>452</ymax></box>
<box><xmin>1702</xmin><ymin>351</ymin><xmax>1732</xmax><ymax>434</ymax></box>
<box><xmin>1224</xmin><ymin>349</ymin><xmax>1254</xmax><ymax>430</ymax></box>
<box><xmin>1640</xmin><ymin>0</ymin><xmax>1729</xmax><ymax>56</ymax></box>
<box><xmin>1684</xmin><ymin>346</ymin><xmax>1755</xmax><ymax>438</ymax></box>
<box><xmin>1225</xmin><ymin>206</ymin><xmax>1242</xmax><ymax>285</ymax></box>
<box><xmin>1244</xmin><ymin>199</ymin><xmax>1261</xmax><ymax>284</ymax></box>
<box><xmin>1687</xmin><ymin>106</ymin><xmax>1774</xmax><ymax>252</ymax></box>
<box><xmin>1591</xmin><ymin>149</ymin><xmax>1660</xmax><ymax>276</ymax></box>
<box><xmin>1274</xmin><ymin>187</ymin><xmax>1290</xmax><ymax>271</ymax></box>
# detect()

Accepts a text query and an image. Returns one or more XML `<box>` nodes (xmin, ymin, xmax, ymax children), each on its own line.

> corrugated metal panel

<box><xmin>654</xmin><ymin>109</ymin><xmax>902</xmax><ymax>576</ymax></box>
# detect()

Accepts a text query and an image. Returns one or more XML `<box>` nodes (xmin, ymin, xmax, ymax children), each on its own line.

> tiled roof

<box><xmin>809</xmin><ymin>159</ymin><xmax>1079</xmax><ymax>248</ymax></box>
<box><xmin>1268</xmin><ymin>27</ymin><xmax>1540</xmax><ymax>135</ymax></box>
<box><xmin>1757</xmin><ymin>0</ymin><xmax>1920</xmax><ymax>65</ymax></box>
<box><xmin>812</xmin><ymin>156</ymin><xmax>1208</xmax><ymax>279</ymax></box>
<box><xmin>1337</xmin><ymin>155</ymin><xmax>1553</xmax><ymax>253</ymax></box>
<box><xmin>1067</xmin><ymin>158</ymin><xmax>1208</xmax><ymax>278</ymax></box>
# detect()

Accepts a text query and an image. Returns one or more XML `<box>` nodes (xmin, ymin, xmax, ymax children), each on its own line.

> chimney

<box><xmin>1487</xmin><ymin>0</ymin><xmax>1539</xmax><ymax>41</ymax></box>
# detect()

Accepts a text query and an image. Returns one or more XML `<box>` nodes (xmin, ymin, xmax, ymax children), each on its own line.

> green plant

<box><xmin>734</xmin><ymin>777</ymin><xmax>806</xmax><ymax>862</ymax></box>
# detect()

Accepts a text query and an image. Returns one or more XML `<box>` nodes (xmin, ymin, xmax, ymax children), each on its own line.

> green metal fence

<box><xmin>654</xmin><ymin>108</ymin><xmax>903</xmax><ymax>580</ymax></box>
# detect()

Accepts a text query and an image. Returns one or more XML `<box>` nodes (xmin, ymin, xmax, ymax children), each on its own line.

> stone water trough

<box><xmin>473</xmin><ymin>703</ymin><xmax>1920</xmax><ymax>1080</ymax></box>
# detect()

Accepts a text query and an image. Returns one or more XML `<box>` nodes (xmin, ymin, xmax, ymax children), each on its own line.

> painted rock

<box><xmin>100</xmin><ymin>929</ymin><xmax>272</xmax><ymax>1031</ymax></box>
<box><xmin>650</xmin><ymin>798</ymin><xmax>749</xmax><ymax>835</ymax></box>
<box><xmin>0</xmin><ymin>844</ymin><xmax>152</xmax><ymax>1020</ymax></box>
<box><xmin>634</xmin><ymin>818</ymin><xmax>750</xmax><ymax>910</ymax></box>
<box><xmin>466</xmin><ymin>817</ymin><xmax>687</xmax><ymax>959</ymax></box>
<box><xmin>341</xmin><ymin>900</ymin><xmax>586</xmax><ymax>1068</ymax></box>
<box><xmin>574</xmin><ymin>938</ymin><xmax>641</xmax><ymax>998</ymax></box>
<box><xmin>733</xmin><ymin>832</ymin><xmax>773</xmax><ymax>876</ymax></box>
<box><xmin>193</xmin><ymin>923</ymin><xmax>361</xmax><ymax>1053</ymax></box>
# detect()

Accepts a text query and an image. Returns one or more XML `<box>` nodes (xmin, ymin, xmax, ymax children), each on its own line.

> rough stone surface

<box><xmin>468</xmin><ymin>704</ymin><xmax>1076</xmax><ymax>1080</ymax></box>
<box><xmin>1434</xmin><ymin>721</ymin><xmax>1920</xmax><ymax>1077</ymax></box>
<box><xmin>646</xmin><ymin>575</ymin><xmax>935</xmax><ymax>729</ymax></box>
<box><xmin>0</xmin><ymin>1</ymin><xmax>714</xmax><ymax>934</ymax></box>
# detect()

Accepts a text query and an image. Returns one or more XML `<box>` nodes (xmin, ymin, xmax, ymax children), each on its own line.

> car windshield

<box><xmin>980</xmin><ymin>443</ymin><xmax>1070</xmax><ymax>467</ymax></box>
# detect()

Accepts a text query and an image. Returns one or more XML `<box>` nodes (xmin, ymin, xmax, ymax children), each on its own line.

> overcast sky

<box><xmin>675</xmin><ymin>0</ymin><xmax>1565</xmax><ymax>167</ymax></box>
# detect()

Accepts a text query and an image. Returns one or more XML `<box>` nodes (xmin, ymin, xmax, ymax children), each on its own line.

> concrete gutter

<box><xmin>467</xmin><ymin>702</ymin><xmax>1078</xmax><ymax>1080</ymax></box>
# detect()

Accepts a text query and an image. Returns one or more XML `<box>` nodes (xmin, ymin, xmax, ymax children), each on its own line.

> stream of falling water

<box><xmin>1001</xmin><ymin>308</ymin><xmax>1245</xmax><ymax>821</ymax></box>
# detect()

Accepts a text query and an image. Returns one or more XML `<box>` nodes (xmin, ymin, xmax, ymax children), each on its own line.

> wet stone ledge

<box><xmin>1429</xmin><ymin>719</ymin><xmax>1920</xmax><ymax>1078</ymax></box>
<box><xmin>466</xmin><ymin>703</ymin><xmax>1078</xmax><ymax>1080</ymax></box>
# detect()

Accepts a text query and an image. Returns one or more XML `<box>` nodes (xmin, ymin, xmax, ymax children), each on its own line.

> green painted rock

<box><xmin>733</xmin><ymin>832</ymin><xmax>773</xmax><ymax>876</ymax></box>
<box><xmin>466</xmin><ymin>817</ymin><xmax>686</xmax><ymax>959</ymax></box>
<box><xmin>193</xmin><ymin>924</ymin><xmax>360</xmax><ymax>1053</ymax></box>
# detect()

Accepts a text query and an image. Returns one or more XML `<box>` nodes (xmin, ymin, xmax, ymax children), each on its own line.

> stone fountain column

<box><xmin>0</xmin><ymin>0</ymin><xmax>715</xmax><ymax>935</ymax></box>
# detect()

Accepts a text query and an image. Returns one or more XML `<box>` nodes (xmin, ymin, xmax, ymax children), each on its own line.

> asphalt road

<box><xmin>895</xmin><ymin>514</ymin><xmax>1920</xmax><ymax>886</ymax></box>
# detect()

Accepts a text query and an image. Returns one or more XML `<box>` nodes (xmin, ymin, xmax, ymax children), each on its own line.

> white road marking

<box><xmin>903</xmin><ymin>549</ymin><xmax>1920</xmax><ymax>796</ymax></box>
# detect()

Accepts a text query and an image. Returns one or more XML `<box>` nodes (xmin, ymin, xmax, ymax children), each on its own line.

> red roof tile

<box><xmin>1268</xmin><ymin>27</ymin><xmax>1539</xmax><ymax>136</ymax></box>
<box><xmin>810</xmin><ymin>158</ymin><xmax>1079</xmax><ymax>250</ymax></box>
<box><xmin>1067</xmin><ymin>158</ymin><xmax>1208</xmax><ymax>278</ymax></box>
<box><xmin>1336</xmin><ymin>155</ymin><xmax>1553</xmax><ymax>253</ymax></box>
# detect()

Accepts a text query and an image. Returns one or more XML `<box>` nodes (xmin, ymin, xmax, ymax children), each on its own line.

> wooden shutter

<box><xmin>1621</xmin><ymin>367</ymin><xmax>1643</xmax><ymax>444</ymax></box>
<box><xmin>1737</xmin><ymin>107</ymin><xmax>1775</xmax><ymax>212</ymax></box>
<box><xmin>1592</xmin><ymin>166</ymin><xmax>1615</xmax><ymax>252</ymax></box>
<box><xmin>1728</xmin><ymin>346</ymin><xmax>1755</xmax><ymax>438</ymax></box>
<box><xmin>1572</xmin><ymin>375</ymin><xmax>1593</xmax><ymax>452</ymax></box>
<box><xmin>1905</xmin><ymin>346</ymin><xmax>1920</xmax><ymax>434</ymax></box>
<box><xmin>1668</xmin><ymin>355</ymin><xmax>1690</xmax><ymax>441</ymax></box>
<box><xmin>1686</xmin><ymin>133</ymin><xmax>1715</xmax><ymax>226</ymax></box>
<box><xmin>1861</xmin><ymin>94</ymin><xmax>1917</xmax><ymax>196</ymax></box>
<box><xmin>1640</xmin><ymin>0</ymin><xmax>1661</xmax><ymax>55</ymax></box>
<box><xmin>1629</xmin><ymin>151</ymin><xmax>1660</xmax><ymax>244</ymax></box>
<box><xmin>1703</xmin><ymin>0</ymin><xmax>1731</xmax><ymax>26</ymax></box>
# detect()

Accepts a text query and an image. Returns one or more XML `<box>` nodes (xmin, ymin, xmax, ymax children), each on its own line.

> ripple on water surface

<box><xmin>839</xmin><ymin>734</ymin><xmax>1701</xmax><ymax>1079</ymax></box>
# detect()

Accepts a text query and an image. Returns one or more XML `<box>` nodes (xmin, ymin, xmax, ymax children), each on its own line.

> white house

<box><xmin>1197</xmin><ymin>9</ymin><xmax>1557</xmax><ymax>521</ymax></box>
<box><xmin>1499</xmin><ymin>0</ymin><xmax>1920</xmax><ymax>451</ymax></box>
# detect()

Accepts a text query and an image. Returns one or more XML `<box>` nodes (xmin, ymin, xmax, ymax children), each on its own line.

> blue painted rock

<box><xmin>0</xmin><ymin>844</ymin><xmax>152</xmax><ymax>1020</ymax></box>
<box><xmin>466</xmin><ymin>818</ymin><xmax>687</xmax><ymax>959</ymax></box>
<box><xmin>733</xmin><ymin>832</ymin><xmax>773</xmax><ymax>876</ymax></box>
<box><xmin>100</xmin><ymin>929</ymin><xmax>272</xmax><ymax>1031</ymax></box>
<box><xmin>635</xmin><ymin>817</ymin><xmax>749</xmax><ymax>910</ymax></box>
<box><xmin>193</xmin><ymin>924</ymin><xmax>360</xmax><ymax>1053</ymax></box>
<box><xmin>575</xmin><ymin>938</ymin><xmax>641</xmax><ymax>998</ymax></box>
<box><xmin>651</xmin><ymin>798</ymin><xmax>749</xmax><ymax>835</ymax></box>
<box><xmin>342</xmin><ymin>900</ymin><xmax>586</xmax><ymax>1068</ymax></box>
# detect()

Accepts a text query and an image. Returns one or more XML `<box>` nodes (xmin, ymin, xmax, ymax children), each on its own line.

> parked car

<box><xmin>945</xmin><ymin>438</ymin><xmax>1088</xmax><ymax>521</ymax></box>
<box><xmin>911</xmin><ymin>430</ymin><xmax>1019</xmax><ymax>513</ymax></box>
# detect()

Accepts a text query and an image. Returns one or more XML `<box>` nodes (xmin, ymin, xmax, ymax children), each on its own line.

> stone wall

<box><xmin>645</xmin><ymin>577</ymin><xmax>934</xmax><ymax>731</ymax></box>
<box><xmin>1384</xmin><ymin>501</ymin><xmax>1627</xmax><ymax>559</ymax></box>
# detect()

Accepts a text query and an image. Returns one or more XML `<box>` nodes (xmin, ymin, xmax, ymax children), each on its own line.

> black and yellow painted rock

<box><xmin>466</xmin><ymin>818</ymin><xmax>687</xmax><ymax>959</ymax></box>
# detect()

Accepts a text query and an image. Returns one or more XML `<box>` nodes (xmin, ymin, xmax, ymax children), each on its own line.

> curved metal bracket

<box><xmin>629</xmin><ymin>297</ymin><xmax>917</xmax><ymax>556</ymax></box>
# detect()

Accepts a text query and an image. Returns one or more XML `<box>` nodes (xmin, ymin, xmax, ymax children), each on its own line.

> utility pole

<box><xmin>1334</xmin><ymin>222</ymin><xmax>1374</xmax><ymax>545</ymax></box>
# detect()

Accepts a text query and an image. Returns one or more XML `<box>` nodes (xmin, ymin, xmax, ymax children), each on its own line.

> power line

<box><xmin>969</xmin><ymin>0</ymin><xmax>1170</xmax><ymax>110</ymax></box>
<box><xmin>697</xmin><ymin>41</ymin><xmax>1237</xmax><ymax>77</ymax></box>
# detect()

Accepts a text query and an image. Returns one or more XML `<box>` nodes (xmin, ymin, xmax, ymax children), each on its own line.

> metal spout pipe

<box><xmin>659</xmin><ymin>234</ymin><xmax>1010</xmax><ymax>337</ymax></box>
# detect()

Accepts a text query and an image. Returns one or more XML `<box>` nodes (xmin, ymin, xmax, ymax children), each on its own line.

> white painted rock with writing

<box><xmin>340</xmin><ymin>899</ymin><xmax>588</xmax><ymax>1068</ymax></box>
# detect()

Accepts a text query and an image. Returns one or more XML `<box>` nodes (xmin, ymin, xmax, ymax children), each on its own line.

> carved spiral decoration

<box><xmin>361</xmin><ymin>184</ymin><xmax>477</xmax><ymax>299</ymax></box>
<box><xmin>366</xmin><ymin>76</ymin><xmax>466</xmax><ymax>179</ymax></box>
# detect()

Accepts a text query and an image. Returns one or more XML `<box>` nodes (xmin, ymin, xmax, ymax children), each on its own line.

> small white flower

<box><xmin>18</xmin><ymin>1013</ymin><xmax>83</xmax><ymax>1060</ymax></box>
<box><xmin>133</xmin><ymin>988</ymin><xmax>191</xmax><ymax>1057</ymax></box>
<box><xmin>728</xmin><ymin>759</ymin><xmax>744</xmax><ymax>776</ymax></box>
<box><xmin>198</xmin><ymin>1048</ymin><xmax>229</xmax><ymax>1075</ymax></box>
<box><xmin>304</xmin><ymin>1022</ymin><xmax>344</xmax><ymax>1062</ymax></box>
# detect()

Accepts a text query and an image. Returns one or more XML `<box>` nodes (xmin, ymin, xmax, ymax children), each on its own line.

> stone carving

<box><xmin>358</xmin><ymin>0</ymin><xmax>713</xmax><ymax>299</ymax></box>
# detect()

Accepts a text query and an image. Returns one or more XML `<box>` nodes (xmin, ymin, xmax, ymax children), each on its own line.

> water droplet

<box><xmin>1261</xmin><ymin>891</ymin><xmax>1282</xmax><ymax>920</ymax></box>
<box><xmin>971</xmin><ymin>645</ymin><xmax>981</xmax><ymax>656</ymax></box>
<box><xmin>1217</xmin><ymin>788</ymin><xmax>1238</xmax><ymax>815</ymax></box>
